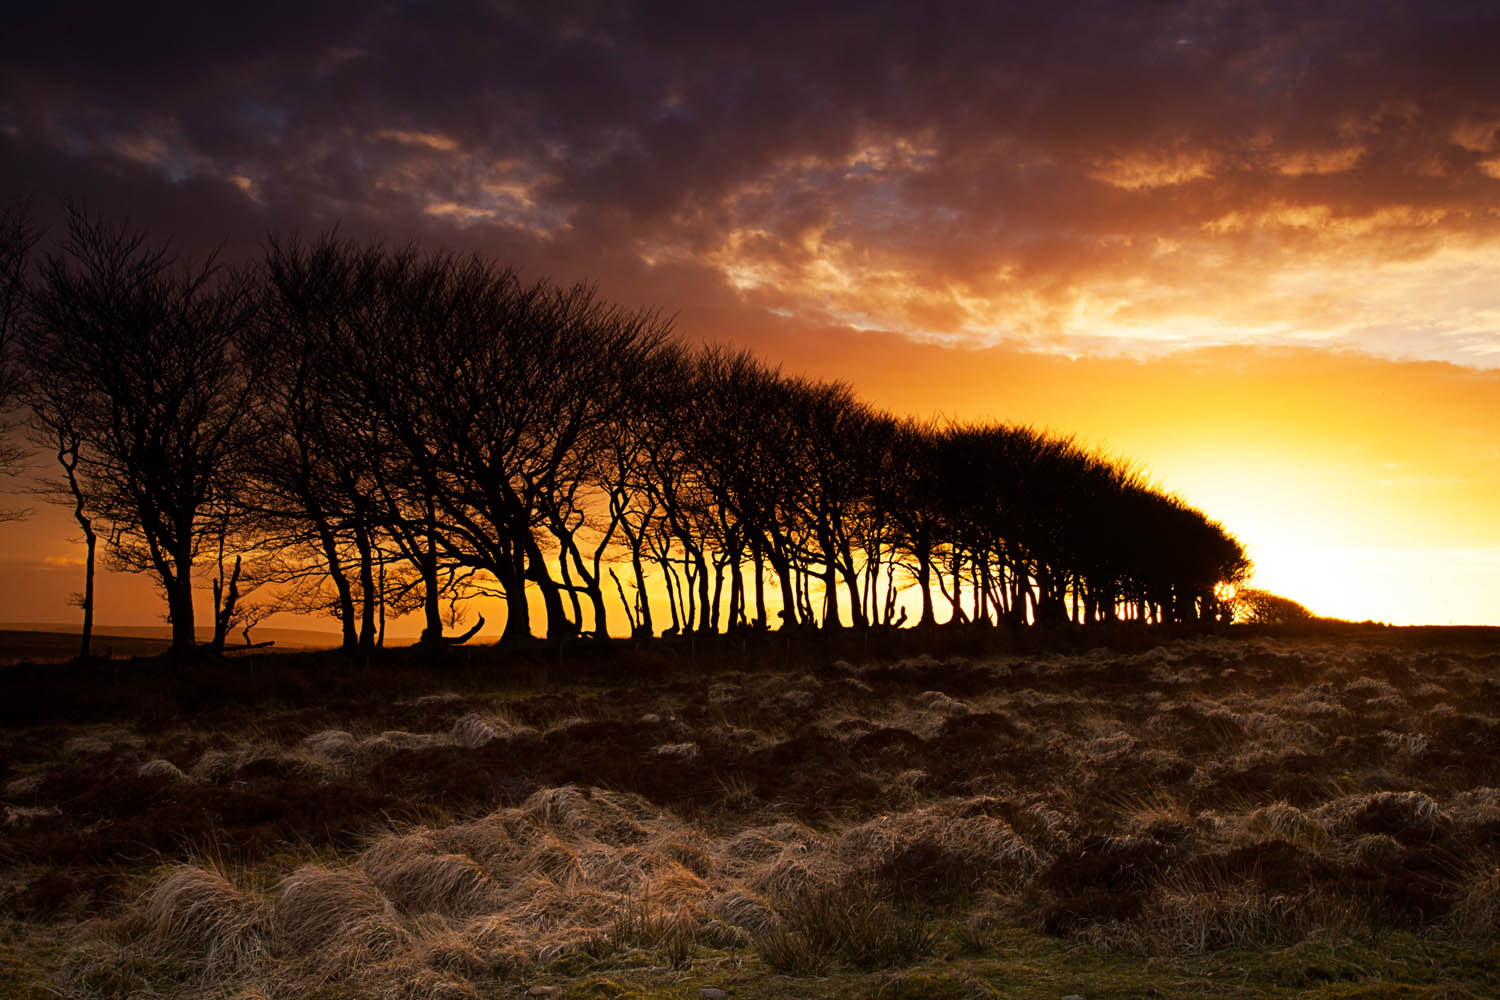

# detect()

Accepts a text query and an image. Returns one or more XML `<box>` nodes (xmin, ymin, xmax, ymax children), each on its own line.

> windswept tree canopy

<box><xmin>1233</xmin><ymin>588</ymin><xmax>1315</xmax><ymax>626</ymax></box>
<box><xmin>16</xmin><ymin>220</ymin><xmax>1251</xmax><ymax>651</ymax></box>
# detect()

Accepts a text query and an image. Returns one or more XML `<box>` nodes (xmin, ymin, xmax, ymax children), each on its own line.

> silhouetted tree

<box><xmin>11</xmin><ymin>203</ymin><xmax>104</xmax><ymax>661</ymax></box>
<box><xmin>249</xmin><ymin>234</ymin><xmax>394</xmax><ymax>652</ymax></box>
<box><xmin>883</xmin><ymin>419</ymin><xmax>949</xmax><ymax>627</ymax></box>
<box><xmin>15</xmin><ymin>214</ymin><xmax>1255</xmax><ymax>648</ymax></box>
<box><xmin>784</xmin><ymin>380</ymin><xmax>877</xmax><ymax>629</ymax></box>
<box><xmin>346</xmin><ymin>248</ymin><xmax>672</xmax><ymax>641</ymax></box>
<box><xmin>1233</xmin><ymin>588</ymin><xmax>1314</xmax><ymax>625</ymax></box>
<box><xmin>23</xmin><ymin>207</ymin><xmax>259</xmax><ymax>654</ymax></box>
<box><xmin>689</xmin><ymin>350</ymin><xmax>822</xmax><ymax>631</ymax></box>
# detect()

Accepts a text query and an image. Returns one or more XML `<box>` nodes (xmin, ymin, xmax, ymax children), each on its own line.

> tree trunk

<box><xmin>629</xmin><ymin>533</ymin><xmax>653</xmax><ymax>637</ymax></box>
<box><xmin>693</xmin><ymin>545</ymin><xmax>712</xmax><ymax>633</ymax></box>
<box><xmin>62</xmin><ymin>443</ymin><xmax>96</xmax><ymax>661</ymax></box>
<box><xmin>168</xmin><ymin>558</ymin><xmax>196</xmax><ymax>653</ymax></box>
<box><xmin>315</xmin><ymin>522</ymin><xmax>358</xmax><ymax>653</ymax></box>
<box><xmin>975</xmin><ymin>556</ymin><xmax>989</xmax><ymax>626</ymax></box>
<box><xmin>557</xmin><ymin>538</ymin><xmax>585</xmax><ymax>632</ymax></box>
<box><xmin>727</xmin><ymin>548</ymin><xmax>744</xmax><ymax>630</ymax></box>
<box><xmin>752</xmin><ymin>542</ymin><xmax>767</xmax><ymax>629</ymax></box>
<box><xmin>839</xmin><ymin>542</ymin><xmax>865</xmax><ymax>630</ymax></box>
<box><xmin>78</xmin><ymin>528</ymin><xmax>96</xmax><ymax>661</ymax></box>
<box><xmin>916</xmin><ymin>541</ymin><xmax>936</xmax><ymax>627</ymax></box>
<box><xmin>586</xmin><ymin>567</ymin><xmax>610</xmax><ymax>636</ymax></box>
<box><xmin>771</xmin><ymin>549</ymin><xmax>798</xmax><ymax>629</ymax></box>
<box><xmin>662</xmin><ymin>555</ymin><xmax>681</xmax><ymax>635</ymax></box>
<box><xmin>822</xmin><ymin>558</ymin><xmax>840</xmax><ymax>630</ymax></box>
<box><xmin>710</xmin><ymin>553</ymin><xmax>726</xmax><ymax>633</ymax></box>
<box><xmin>210</xmin><ymin>555</ymin><xmax>242</xmax><ymax>654</ymax></box>
<box><xmin>949</xmin><ymin>549</ymin><xmax>966</xmax><ymax>625</ymax></box>
<box><xmin>524</xmin><ymin>535</ymin><xmax>573</xmax><ymax>639</ymax></box>
<box><xmin>500</xmin><ymin>546</ymin><xmax>531</xmax><ymax>641</ymax></box>
<box><xmin>354</xmin><ymin>527</ymin><xmax>380</xmax><ymax>651</ymax></box>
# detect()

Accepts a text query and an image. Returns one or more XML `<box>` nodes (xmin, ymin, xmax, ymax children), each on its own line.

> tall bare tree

<box><xmin>249</xmin><ymin>234</ymin><xmax>394</xmax><ymax>653</ymax></box>
<box><xmin>23</xmin><ymin>207</ymin><xmax>259</xmax><ymax>654</ymax></box>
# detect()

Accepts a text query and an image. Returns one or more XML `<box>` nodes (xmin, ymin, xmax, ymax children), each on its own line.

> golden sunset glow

<box><xmin>2</xmin><ymin>2</ymin><xmax>1498</xmax><ymax>630</ymax></box>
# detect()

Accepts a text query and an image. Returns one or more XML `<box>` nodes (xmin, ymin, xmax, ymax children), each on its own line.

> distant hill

<box><xmin>0</xmin><ymin>622</ymin><xmax>344</xmax><ymax>663</ymax></box>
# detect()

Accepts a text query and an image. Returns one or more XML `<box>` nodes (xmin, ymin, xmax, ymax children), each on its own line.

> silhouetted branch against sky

<box><xmin>1</xmin><ymin>1</ymin><xmax>1498</xmax><ymax>626</ymax></box>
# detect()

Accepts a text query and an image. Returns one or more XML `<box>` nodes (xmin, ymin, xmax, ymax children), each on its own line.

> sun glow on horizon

<box><xmin>1241</xmin><ymin>541</ymin><xmax>1500</xmax><ymax>626</ymax></box>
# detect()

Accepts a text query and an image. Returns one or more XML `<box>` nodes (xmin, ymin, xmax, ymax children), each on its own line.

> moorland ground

<box><xmin>4</xmin><ymin>626</ymin><xmax>1500</xmax><ymax>999</ymax></box>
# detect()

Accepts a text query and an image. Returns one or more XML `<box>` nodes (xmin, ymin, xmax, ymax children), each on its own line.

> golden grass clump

<box><xmin>450</xmin><ymin>713</ymin><xmax>503</xmax><ymax>749</ymax></box>
<box><xmin>188</xmin><ymin>748</ymin><xmax>240</xmax><ymax>782</ymax></box>
<box><xmin>1343</xmin><ymin>675</ymin><xmax>1402</xmax><ymax>702</ymax></box>
<box><xmin>1143</xmin><ymin>874</ymin><xmax>1320</xmax><ymax>953</ymax></box>
<box><xmin>272</xmin><ymin>864</ymin><xmax>409</xmax><ymax>961</ymax></box>
<box><xmin>509</xmin><ymin>875</ymin><xmax>620</xmax><ymax>937</ymax></box>
<box><xmin>837</xmin><ymin>800</ymin><xmax>1043</xmax><ymax>894</ymax></box>
<box><xmin>519</xmin><ymin>785</ymin><xmax>652</xmax><ymax>844</ymax></box>
<box><xmin>1084</xmin><ymin>732</ymin><xmax>1137</xmax><ymax>760</ymax></box>
<box><xmin>647</xmin><ymin>833</ymin><xmax>718</xmax><ymax>880</ymax></box>
<box><xmin>457</xmin><ymin>913</ymin><xmax>532</xmax><ymax>975</ymax></box>
<box><xmin>1346</xmin><ymin>833</ymin><xmax>1405</xmax><ymax>868</ymax></box>
<box><xmin>575</xmin><ymin>843</ymin><xmax>655</xmax><ymax>893</ymax></box>
<box><xmin>432</xmin><ymin>815</ymin><xmax>521</xmax><ymax>876</ymax></box>
<box><xmin>301</xmin><ymin>727</ymin><xmax>358</xmax><ymax>756</ymax></box>
<box><xmin>755</xmin><ymin>881</ymin><xmax>937</xmax><ymax>974</ymax></box>
<box><xmin>747</xmin><ymin>846</ymin><xmax>831</xmax><ymax>900</ymax></box>
<box><xmin>136</xmin><ymin>758</ymin><xmax>189</xmax><ymax>782</ymax></box>
<box><xmin>1233</xmin><ymin>802</ymin><xmax>1328</xmax><ymax>853</ymax></box>
<box><xmin>1313</xmin><ymin>790</ymin><xmax>1447</xmax><ymax>840</ymax></box>
<box><xmin>711</xmin><ymin>888</ymin><xmax>778</xmax><ymax>934</ymax></box>
<box><xmin>1448</xmin><ymin>863</ymin><xmax>1500</xmax><ymax>938</ymax></box>
<box><xmin>137</xmin><ymin>862</ymin><xmax>270</xmax><ymax>978</ymax></box>
<box><xmin>64</xmin><ymin>731</ymin><xmax>141</xmax><ymax>758</ymax></box>
<box><xmin>521</xmin><ymin>837</ymin><xmax>587</xmax><ymax>886</ymax></box>
<box><xmin>650</xmin><ymin>740</ymin><xmax>699</xmax><ymax>761</ymax></box>
<box><xmin>360</xmin><ymin>832</ymin><xmax>504</xmax><ymax>917</ymax></box>
<box><xmin>1450</xmin><ymin>787</ymin><xmax>1500</xmax><ymax>826</ymax></box>
<box><xmin>719</xmin><ymin>827</ymin><xmax>792</xmax><ymax>868</ymax></box>
<box><xmin>408</xmin><ymin>912</ymin><xmax>490</xmax><ymax>978</ymax></box>
<box><xmin>610</xmin><ymin>895</ymin><xmax>708</xmax><ymax>966</ymax></box>
<box><xmin>299</xmin><ymin>728</ymin><xmax>366</xmax><ymax>775</ymax></box>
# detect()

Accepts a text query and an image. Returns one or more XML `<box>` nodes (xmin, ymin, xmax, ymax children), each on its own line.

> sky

<box><xmin>1</xmin><ymin>0</ymin><xmax>1498</xmax><ymax>629</ymax></box>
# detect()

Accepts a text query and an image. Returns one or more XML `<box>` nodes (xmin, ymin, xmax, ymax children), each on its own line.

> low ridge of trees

<box><xmin>1232</xmin><ymin>588</ymin><xmax>1316</xmax><ymax>626</ymax></box>
<box><xmin>6</xmin><ymin>216</ymin><xmax>1253</xmax><ymax>654</ymax></box>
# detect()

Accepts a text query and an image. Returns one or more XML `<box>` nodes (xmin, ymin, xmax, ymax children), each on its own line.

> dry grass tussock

<box><xmin>185</xmin><ymin>714</ymin><xmax>538</xmax><ymax>785</ymax></box>
<box><xmin>135</xmin><ymin>863</ymin><xmax>270</xmax><ymax>978</ymax></box>
<box><xmin>97</xmin><ymin>785</ymin><xmax>1058</xmax><ymax>996</ymax></box>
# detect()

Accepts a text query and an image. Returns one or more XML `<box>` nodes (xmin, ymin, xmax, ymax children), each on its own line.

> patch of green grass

<box><xmin>753</xmin><ymin>883</ymin><xmax>937</xmax><ymax>975</ymax></box>
<box><xmin>506</xmin><ymin>926</ymin><xmax>1500</xmax><ymax>1000</ymax></box>
<box><xmin>60</xmin><ymin>946</ymin><xmax>199</xmax><ymax>1000</ymax></box>
<box><xmin>871</xmin><ymin>968</ymin><xmax>999</xmax><ymax>999</ymax></box>
<box><xmin>0</xmin><ymin>918</ymin><xmax>67</xmax><ymax>1000</ymax></box>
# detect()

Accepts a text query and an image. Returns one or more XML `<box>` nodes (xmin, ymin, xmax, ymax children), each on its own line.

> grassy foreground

<box><xmin>3</xmin><ymin>626</ymin><xmax>1500</xmax><ymax>998</ymax></box>
<box><xmin>11</xmin><ymin>916</ymin><xmax>1499</xmax><ymax>998</ymax></box>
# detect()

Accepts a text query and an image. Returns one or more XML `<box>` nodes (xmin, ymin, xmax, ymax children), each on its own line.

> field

<box><xmin>0</xmin><ymin>626</ymin><xmax>346</xmax><ymax>666</ymax></box>
<box><xmin>4</xmin><ymin>628</ymin><xmax>1500</xmax><ymax>998</ymax></box>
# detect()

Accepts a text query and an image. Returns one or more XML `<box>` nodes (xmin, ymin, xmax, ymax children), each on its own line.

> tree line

<box><xmin>0</xmin><ymin>203</ymin><xmax>1251</xmax><ymax>657</ymax></box>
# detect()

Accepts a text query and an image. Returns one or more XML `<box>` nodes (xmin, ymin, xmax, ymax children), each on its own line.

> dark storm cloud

<box><xmin>3</xmin><ymin>1</ymin><xmax>1499</xmax><ymax>356</ymax></box>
